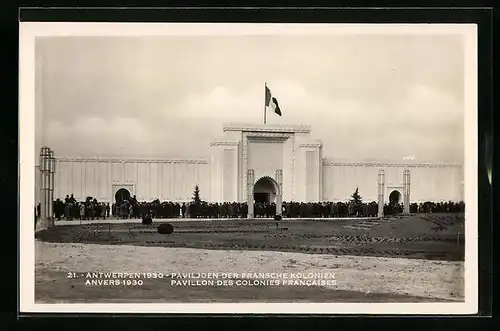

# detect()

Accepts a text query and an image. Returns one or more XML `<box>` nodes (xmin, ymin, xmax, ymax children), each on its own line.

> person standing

<box><xmin>64</xmin><ymin>195</ymin><xmax>70</xmax><ymax>220</ymax></box>
<box><xmin>93</xmin><ymin>199</ymin><xmax>99</xmax><ymax>220</ymax></box>
<box><xmin>129</xmin><ymin>203</ymin><xmax>134</xmax><ymax>219</ymax></box>
<box><xmin>181</xmin><ymin>202</ymin><xmax>187</xmax><ymax>218</ymax></box>
<box><xmin>175</xmin><ymin>203</ymin><xmax>181</xmax><ymax>218</ymax></box>
<box><xmin>121</xmin><ymin>202</ymin><xmax>128</xmax><ymax>219</ymax></box>
<box><xmin>132</xmin><ymin>195</ymin><xmax>139</xmax><ymax>218</ymax></box>
<box><xmin>36</xmin><ymin>202</ymin><xmax>41</xmax><ymax>222</ymax></box>
<box><xmin>79</xmin><ymin>202</ymin><xmax>85</xmax><ymax>220</ymax></box>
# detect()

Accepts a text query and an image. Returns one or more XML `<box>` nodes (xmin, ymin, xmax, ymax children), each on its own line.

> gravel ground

<box><xmin>35</xmin><ymin>240</ymin><xmax>464</xmax><ymax>302</ymax></box>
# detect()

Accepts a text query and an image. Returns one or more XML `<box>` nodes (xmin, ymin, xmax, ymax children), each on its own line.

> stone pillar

<box><xmin>39</xmin><ymin>147</ymin><xmax>55</xmax><ymax>228</ymax></box>
<box><xmin>39</xmin><ymin>149</ymin><xmax>46</xmax><ymax>227</ymax></box>
<box><xmin>377</xmin><ymin>169</ymin><xmax>385</xmax><ymax>218</ymax></box>
<box><xmin>49</xmin><ymin>150</ymin><xmax>55</xmax><ymax>226</ymax></box>
<box><xmin>247</xmin><ymin>169</ymin><xmax>255</xmax><ymax>219</ymax></box>
<box><xmin>275</xmin><ymin>169</ymin><xmax>283</xmax><ymax>216</ymax></box>
<box><xmin>403</xmin><ymin>169</ymin><xmax>411</xmax><ymax>215</ymax></box>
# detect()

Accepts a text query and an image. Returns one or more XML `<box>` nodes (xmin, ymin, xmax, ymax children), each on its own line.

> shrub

<box><xmin>158</xmin><ymin>223</ymin><xmax>174</xmax><ymax>234</ymax></box>
<box><xmin>142</xmin><ymin>215</ymin><xmax>153</xmax><ymax>225</ymax></box>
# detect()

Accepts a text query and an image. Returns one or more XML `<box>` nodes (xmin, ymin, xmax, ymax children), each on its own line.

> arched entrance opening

<box><xmin>115</xmin><ymin>188</ymin><xmax>131</xmax><ymax>204</ymax></box>
<box><xmin>389</xmin><ymin>190</ymin><xmax>402</xmax><ymax>205</ymax></box>
<box><xmin>253</xmin><ymin>177</ymin><xmax>278</xmax><ymax>203</ymax></box>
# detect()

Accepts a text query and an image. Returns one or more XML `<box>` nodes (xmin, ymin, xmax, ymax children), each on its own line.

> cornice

<box><xmin>300</xmin><ymin>143</ymin><xmax>322</xmax><ymax>148</ymax></box>
<box><xmin>56</xmin><ymin>157</ymin><xmax>210</xmax><ymax>164</ymax></box>
<box><xmin>223</xmin><ymin>123</ymin><xmax>311</xmax><ymax>134</ymax></box>
<box><xmin>323</xmin><ymin>158</ymin><xmax>463</xmax><ymax>168</ymax></box>
<box><xmin>209</xmin><ymin>141</ymin><xmax>240</xmax><ymax>147</ymax></box>
<box><xmin>246</xmin><ymin>132</ymin><xmax>292</xmax><ymax>139</ymax></box>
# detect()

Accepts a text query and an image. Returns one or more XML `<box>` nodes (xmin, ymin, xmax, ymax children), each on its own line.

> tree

<box><xmin>190</xmin><ymin>185</ymin><xmax>201</xmax><ymax>218</ymax></box>
<box><xmin>350</xmin><ymin>187</ymin><xmax>363</xmax><ymax>205</ymax></box>
<box><xmin>192</xmin><ymin>185</ymin><xmax>201</xmax><ymax>205</ymax></box>
<box><xmin>349</xmin><ymin>187</ymin><xmax>363</xmax><ymax>216</ymax></box>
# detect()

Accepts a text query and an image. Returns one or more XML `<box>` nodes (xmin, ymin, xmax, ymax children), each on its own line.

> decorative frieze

<box><xmin>210</xmin><ymin>141</ymin><xmax>240</xmax><ymax>147</ymax></box>
<box><xmin>57</xmin><ymin>157</ymin><xmax>209</xmax><ymax>164</ymax></box>
<box><xmin>300</xmin><ymin>143</ymin><xmax>323</xmax><ymax>148</ymax></box>
<box><xmin>323</xmin><ymin>159</ymin><xmax>463</xmax><ymax>168</ymax></box>
<box><xmin>224</xmin><ymin>123</ymin><xmax>311</xmax><ymax>134</ymax></box>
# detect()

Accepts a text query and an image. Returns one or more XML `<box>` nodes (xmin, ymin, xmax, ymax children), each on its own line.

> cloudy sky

<box><xmin>35</xmin><ymin>33</ymin><xmax>465</xmax><ymax>162</ymax></box>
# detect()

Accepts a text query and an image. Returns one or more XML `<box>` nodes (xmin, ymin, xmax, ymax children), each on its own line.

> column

<box><xmin>83</xmin><ymin>160</ymin><xmax>87</xmax><ymax>199</ymax></box>
<box><xmin>48</xmin><ymin>150</ymin><xmax>55</xmax><ymax>226</ymax></box>
<box><xmin>159</xmin><ymin>162</ymin><xmax>163</xmax><ymax>200</ymax></box>
<box><xmin>109</xmin><ymin>160</ymin><xmax>112</xmax><ymax>202</ymax></box>
<box><xmin>80</xmin><ymin>161</ymin><xmax>84</xmax><ymax>200</ymax></box>
<box><xmin>71</xmin><ymin>161</ymin><xmax>74</xmax><ymax>195</ymax></box>
<box><xmin>36</xmin><ymin>165</ymin><xmax>40</xmax><ymax>208</ymax></box>
<box><xmin>54</xmin><ymin>160</ymin><xmax>59</xmax><ymax>199</ymax></box>
<box><xmin>182</xmin><ymin>163</ymin><xmax>187</xmax><ymax>201</ymax></box>
<box><xmin>44</xmin><ymin>148</ymin><xmax>50</xmax><ymax>227</ymax></box>
<box><xmin>122</xmin><ymin>160</ymin><xmax>125</xmax><ymax>182</ymax></box>
<box><xmin>136</xmin><ymin>161</ymin><xmax>139</xmax><ymax>198</ymax></box>
<box><xmin>149</xmin><ymin>161</ymin><xmax>153</xmax><ymax>200</ymax></box>
<box><xmin>275</xmin><ymin>169</ymin><xmax>283</xmax><ymax>216</ymax></box>
<box><xmin>403</xmin><ymin>169</ymin><xmax>411</xmax><ymax>214</ymax></box>
<box><xmin>39</xmin><ymin>147</ymin><xmax>55</xmax><ymax>228</ymax></box>
<box><xmin>94</xmin><ymin>161</ymin><xmax>98</xmax><ymax>199</ymax></box>
<box><xmin>378</xmin><ymin>169</ymin><xmax>385</xmax><ymax>218</ymax></box>
<box><xmin>247</xmin><ymin>169</ymin><xmax>254</xmax><ymax>219</ymax></box>
<box><xmin>171</xmin><ymin>162</ymin><xmax>175</xmax><ymax>200</ymax></box>
<box><xmin>110</xmin><ymin>159</ymin><xmax>113</xmax><ymax>183</ymax></box>
<box><xmin>39</xmin><ymin>148</ymin><xmax>46</xmax><ymax>228</ymax></box>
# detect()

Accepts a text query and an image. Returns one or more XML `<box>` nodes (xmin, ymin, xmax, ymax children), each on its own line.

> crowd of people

<box><xmin>52</xmin><ymin>195</ymin><xmax>111</xmax><ymax>220</ymax></box>
<box><xmin>36</xmin><ymin>194</ymin><xmax>465</xmax><ymax>221</ymax></box>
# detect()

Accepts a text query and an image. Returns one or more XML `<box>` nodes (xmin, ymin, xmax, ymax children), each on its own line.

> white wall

<box><xmin>53</xmin><ymin>158</ymin><xmax>210</xmax><ymax>203</ymax></box>
<box><xmin>209</xmin><ymin>142</ymin><xmax>240</xmax><ymax>203</ymax></box>
<box><xmin>322</xmin><ymin>160</ymin><xmax>464</xmax><ymax>203</ymax></box>
<box><xmin>43</xmin><ymin>123</ymin><xmax>464</xmax><ymax>205</ymax></box>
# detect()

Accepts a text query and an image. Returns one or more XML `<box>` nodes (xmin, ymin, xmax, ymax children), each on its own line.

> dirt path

<box><xmin>35</xmin><ymin>240</ymin><xmax>464</xmax><ymax>302</ymax></box>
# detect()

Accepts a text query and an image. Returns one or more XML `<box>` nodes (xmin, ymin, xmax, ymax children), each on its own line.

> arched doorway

<box><xmin>253</xmin><ymin>177</ymin><xmax>278</xmax><ymax>203</ymax></box>
<box><xmin>389</xmin><ymin>190</ymin><xmax>402</xmax><ymax>204</ymax></box>
<box><xmin>115</xmin><ymin>188</ymin><xmax>131</xmax><ymax>204</ymax></box>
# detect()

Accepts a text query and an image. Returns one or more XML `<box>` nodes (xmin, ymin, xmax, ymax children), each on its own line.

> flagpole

<box><xmin>264</xmin><ymin>82</ymin><xmax>267</xmax><ymax>124</ymax></box>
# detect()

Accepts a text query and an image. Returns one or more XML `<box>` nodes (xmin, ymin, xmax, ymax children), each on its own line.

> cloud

<box><xmin>36</xmin><ymin>34</ymin><xmax>466</xmax><ymax>163</ymax></box>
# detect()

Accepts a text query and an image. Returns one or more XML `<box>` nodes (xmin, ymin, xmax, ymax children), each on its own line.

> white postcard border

<box><xmin>19</xmin><ymin>22</ymin><xmax>479</xmax><ymax>314</ymax></box>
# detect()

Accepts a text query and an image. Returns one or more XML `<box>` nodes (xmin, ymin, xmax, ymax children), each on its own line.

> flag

<box><xmin>265</xmin><ymin>85</ymin><xmax>282</xmax><ymax>116</ymax></box>
<box><xmin>271</xmin><ymin>97</ymin><xmax>282</xmax><ymax>116</ymax></box>
<box><xmin>265</xmin><ymin>85</ymin><xmax>272</xmax><ymax>106</ymax></box>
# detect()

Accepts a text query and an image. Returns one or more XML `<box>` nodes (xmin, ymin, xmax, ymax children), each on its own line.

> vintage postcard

<box><xmin>19</xmin><ymin>22</ymin><xmax>478</xmax><ymax>314</ymax></box>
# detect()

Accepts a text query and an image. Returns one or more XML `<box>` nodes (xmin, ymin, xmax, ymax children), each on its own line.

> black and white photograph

<box><xmin>19</xmin><ymin>22</ymin><xmax>478</xmax><ymax>314</ymax></box>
